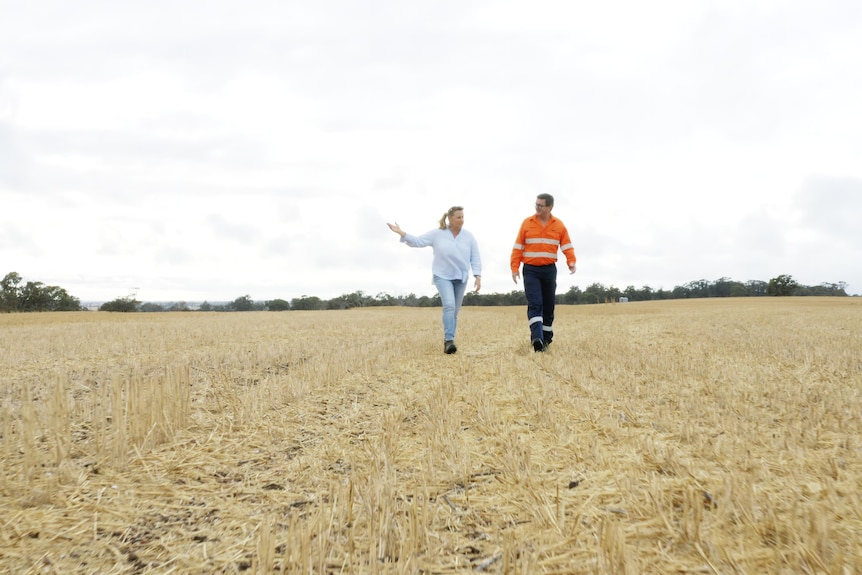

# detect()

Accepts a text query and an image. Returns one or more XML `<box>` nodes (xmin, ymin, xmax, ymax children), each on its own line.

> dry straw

<box><xmin>1</xmin><ymin>298</ymin><xmax>860</xmax><ymax>573</ymax></box>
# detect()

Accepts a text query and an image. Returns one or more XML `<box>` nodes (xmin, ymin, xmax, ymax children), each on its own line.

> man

<box><xmin>511</xmin><ymin>193</ymin><xmax>577</xmax><ymax>352</ymax></box>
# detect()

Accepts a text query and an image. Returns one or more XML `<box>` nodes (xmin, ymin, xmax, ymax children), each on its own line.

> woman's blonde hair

<box><xmin>438</xmin><ymin>206</ymin><xmax>464</xmax><ymax>229</ymax></box>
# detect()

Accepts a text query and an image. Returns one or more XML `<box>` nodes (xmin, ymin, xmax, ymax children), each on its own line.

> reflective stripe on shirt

<box><xmin>524</xmin><ymin>251</ymin><xmax>557</xmax><ymax>259</ymax></box>
<box><xmin>525</xmin><ymin>238</ymin><xmax>560</xmax><ymax>246</ymax></box>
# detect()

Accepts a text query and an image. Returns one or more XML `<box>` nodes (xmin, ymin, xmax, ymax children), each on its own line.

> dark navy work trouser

<box><xmin>523</xmin><ymin>263</ymin><xmax>557</xmax><ymax>343</ymax></box>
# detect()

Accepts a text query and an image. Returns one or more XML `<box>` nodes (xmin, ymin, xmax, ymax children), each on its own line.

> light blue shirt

<box><xmin>401</xmin><ymin>227</ymin><xmax>482</xmax><ymax>283</ymax></box>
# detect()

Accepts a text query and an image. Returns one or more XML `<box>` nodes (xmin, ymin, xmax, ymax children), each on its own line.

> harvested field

<box><xmin>1</xmin><ymin>298</ymin><xmax>861</xmax><ymax>574</ymax></box>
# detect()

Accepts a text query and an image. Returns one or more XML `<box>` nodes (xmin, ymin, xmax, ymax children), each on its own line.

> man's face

<box><xmin>535</xmin><ymin>199</ymin><xmax>550</xmax><ymax>216</ymax></box>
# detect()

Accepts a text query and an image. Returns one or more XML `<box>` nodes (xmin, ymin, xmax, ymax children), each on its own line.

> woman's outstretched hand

<box><xmin>387</xmin><ymin>222</ymin><xmax>406</xmax><ymax>238</ymax></box>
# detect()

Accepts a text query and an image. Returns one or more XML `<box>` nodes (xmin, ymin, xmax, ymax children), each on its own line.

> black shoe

<box><xmin>532</xmin><ymin>339</ymin><xmax>546</xmax><ymax>352</ymax></box>
<box><xmin>444</xmin><ymin>340</ymin><xmax>457</xmax><ymax>354</ymax></box>
<box><xmin>543</xmin><ymin>339</ymin><xmax>552</xmax><ymax>349</ymax></box>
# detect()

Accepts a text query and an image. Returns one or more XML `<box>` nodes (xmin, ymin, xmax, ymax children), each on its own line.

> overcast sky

<box><xmin>2</xmin><ymin>0</ymin><xmax>861</xmax><ymax>303</ymax></box>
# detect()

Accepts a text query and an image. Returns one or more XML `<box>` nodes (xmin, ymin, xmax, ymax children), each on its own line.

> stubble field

<box><xmin>1</xmin><ymin>298</ymin><xmax>860</xmax><ymax>574</ymax></box>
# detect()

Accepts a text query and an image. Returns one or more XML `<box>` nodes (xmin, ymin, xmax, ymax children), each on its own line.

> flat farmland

<box><xmin>1</xmin><ymin>298</ymin><xmax>860</xmax><ymax>574</ymax></box>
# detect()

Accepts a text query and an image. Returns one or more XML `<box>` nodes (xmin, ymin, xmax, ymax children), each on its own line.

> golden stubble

<box><xmin>0</xmin><ymin>298</ymin><xmax>860</xmax><ymax>573</ymax></box>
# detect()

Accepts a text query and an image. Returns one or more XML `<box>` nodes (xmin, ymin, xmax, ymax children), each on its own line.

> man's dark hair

<box><xmin>537</xmin><ymin>193</ymin><xmax>554</xmax><ymax>207</ymax></box>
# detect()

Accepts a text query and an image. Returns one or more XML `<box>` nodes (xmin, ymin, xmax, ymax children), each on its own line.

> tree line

<box><xmin>102</xmin><ymin>274</ymin><xmax>850</xmax><ymax>312</ymax></box>
<box><xmin>1</xmin><ymin>271</ymin><xmax>851</xmax><ymax>313</ymax></box>
<box><xmin>0</xmin><ymin>272</ymin><xmax>82</xmax><ymax>312</ymax></box>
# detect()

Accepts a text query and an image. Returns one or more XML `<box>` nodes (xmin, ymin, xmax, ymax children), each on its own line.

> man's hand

<box><xmin>512</xmin><ymin>272</ymin><xmax>520</xmax><ymax>284</ymax></box>
<box><xmin>569</xmin><ymin>263</ymin><xmax>577</xmax><ymax>274</ymax></box>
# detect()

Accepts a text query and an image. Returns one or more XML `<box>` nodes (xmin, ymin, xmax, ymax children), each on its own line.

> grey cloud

<box><xmin>580</xmin><ymin>215</ymin><xmax>765</xmax><ymax>289</ymax></box>
<box><xmin>263</xmin><ymin>234</ymin><xmax>301</xmax><ymax>258</ymax></box>
<box><xmin>22</xmin><ymin>158</ymin><xmax>315</xmax><ymax>204</ymax></box>
<box><xmin>0</xmin><ymin>2</ymin><xmax>728</xmax><ymax>158</ymax></box>
<box><xmin>678</xmin><ymin>3</ymin><xmax>862</xmax><ymax>142</ymax></box>
<box><xmin>1</xmin><ymin>2</ymin><xmax>468</xmax><ymax>90</ymax></box>
<box><xmin>92</xmin><ymin>217</ymin><xmax>166</xmax><ymax>257</ymax></box>
<box><xmin>27</xmin><ymin>127</ymin><xmax>268</xmax><ymax>171</ymax></box>
<box><xmin>205</xmin><ymin>214</ymin><xmax>260</xmax><ymax>245</ymax></box>
<box><xmin>371</xmin><ymin>170</ymin><xmax>410</xmax><ymax>191</ymax></box>
<box><xmin>733</xmin><ymin>210</ymin><xmax>788</xmax><ymax>258</ymax></box>
<box><xmin>10</xmin><ymin>124</ymin><xmax>275</xmax><ymax>204</ymax></box>
<box><xmin>0</xmin><ymin>123</ymin><xmax>29</xmax><ymax>190</ymax></box>
<box><xmin>795</xmin><ymin>176</ymin><xmax>862</xmax><ymax>243</ymax></box>
<box><xmin>267</xmin><ymin>206</ymin><xmax>418</xmax><ymax>279</ymax></box>
<box><xmin>0</xmin><ymin>221</ymin><xmax>41</xmax><ymax>254</ymax></box>
<box><xmin>354</xmin><ymin>204</ymin><xmax>389</xmax><ymax>239</ymax></box>
<box><xmin>154</xmin><ymin>245</ymin><xmax>197</xmax><ymax>266</ymax></box>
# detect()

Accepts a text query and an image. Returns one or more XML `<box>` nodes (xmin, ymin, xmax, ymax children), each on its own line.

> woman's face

<box><xmin>449</xmin><ymin>210</ymin><xmax>464</xmax><ymax>230</ymax></box>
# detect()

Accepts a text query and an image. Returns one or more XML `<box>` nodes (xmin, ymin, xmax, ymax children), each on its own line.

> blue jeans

<box><xmin>433</xmin><ymin>276</ymin><xmax>467</xmax><ymax>341</ymax></box>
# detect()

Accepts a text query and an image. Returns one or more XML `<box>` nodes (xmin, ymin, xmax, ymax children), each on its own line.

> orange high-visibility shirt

<box><xmin>510</xmin><ymin>215</ymin><xmax>576</xmax><ymax>273</ymax></box>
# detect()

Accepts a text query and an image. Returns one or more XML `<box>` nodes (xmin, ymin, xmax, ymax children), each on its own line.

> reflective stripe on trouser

<box><xmin>523</xmin><ymin>263</ymin><xmax>557</xmax><ymax>342</ymax></box>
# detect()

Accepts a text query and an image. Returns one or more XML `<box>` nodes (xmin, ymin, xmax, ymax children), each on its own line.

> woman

<box><xmin>387</xmin><ymin>206</ymin><xmax>482</xmax><ymax>354</ymax></box>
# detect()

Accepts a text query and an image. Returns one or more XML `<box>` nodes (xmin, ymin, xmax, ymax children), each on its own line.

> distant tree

<box><xmin>469</xmin><ymin>291</ymin><xmax>506</xmax><ymax>306</ymax></box>
<box><xmin>654</xmin><ymin>288</ymin><xmax>673</xmax><ymax>300</ymax></box>
<box><xmin>462</xmin><ymin>291</ymin><xmax>484</xmax><ymax>306</ymax></box>
<box><xmin>49</xmin><ymin>286</ymin><xmax>82</xmax><ymax>311</ymax></box>
<box><xmin>291</xmin><ymin>295</ymin><xmax>325</xmax><ymax>310</ymax></box>
<box><xmin>796</xmin><ymin>282</ymin><xmax>848</xmax><ymax>297</ymax></box>
<box><xmin>712</xmin><ymin>277</ymin><xmax>734</xmax><ymax>297</ymax></box>
<box><xmin>347</xmin><ymin>291</ymin><xmax>372</xmax><ymax>308</ymax></box>
<box><xmin>325</xmin><ymin>291</ymin><xmax>374</xmax><ymax>310</ymax></box>
<box><xmin>100</xmin><ymin>297</ymin><xmax>140</xmax><ymax>312</ymax></box>
<box><xmin>767</xmin><ymin>274</ymin><xmax>799</xmax><ymax>296</ymax></box>
<box><xmin>374</xmin><ymin>292</ymin><xmax>397</xmax><ymax>306</ymax></box>
<box><xmin>583</xmin><ymin>283</ymin><xmax>616</xmax><ymax>304</ymax></box>
<box><xmin>1</xmin><ymin>272</ymin><xmax>81</xmax><ymax>311</ymax></box>
<box><xmin>1</xmin><ymin>272</ymin><xmax>23</xmax><ymax>311</ymax></box>
<box><xmin>401</xmin><ymin>293</ymin><xmax>419</xmax><ymax>307</ymax></box>
<box><xmin>671</xmin><ymin>285</ymin><xmax>691</xmax><ymax>299</ymax></box>
<box><xmin>326</xmin><ymin>295</ymin><xmax>349</xmax><ymax>310</ymax></box>
<box><xmin>560</xmin><ymin>285</ymin><xmax>582</xmax><ymax>305</ymax></box>
<box><xmin>67</xmin><ymin>273</ymin><xmax>853</xmax><ymax>313</ymax></box>
<box><xmin>20</xmin><ymin>281</ymin><xmax>53</xmax><ymax>310</ymax></box>
<box><xmin>416</xmin><ymin>294</ymin><xmax>440</xmax><ymax>307</ymax></box>
<box><xmin>685</xmin><ymin>279</ymin><xmax>711</xmax><ymax>298</ymax></box>
<box><xmin>622</xmin><ymin>285</ymin><xmax>654</xmax><ymax>302</ymax></box>
<box><xmin>829</xmin><ymin>281</ymin><xmax>848</xmax><ymax>296</ymax></box>
<box><xmin>266</xmin><ymin>298</ymin><xmax>291</xmax><ymax>311</ymax></box>
<box><xmin>139</xmin><ymin>302</ymin><xmax>165</xmax><ymax>312</ymax></box>
<box><xmin>230</xmin><ymin>295</ymin><xmax>255</xmax><ymax>311</ymax></box>
<box><xmin>638</xmin><ymin>285</ymin><xmax>655</xmax><ymax>301</ymax></box>
<box><xmin>745</xmin><ymin>280</ymin><xmax>769</xmax><ymax>296</ymax></box>
<box><xmin>503</xmin><ymin>290</ymin><xmax>527</xmax><ymax>306</ymax></box>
